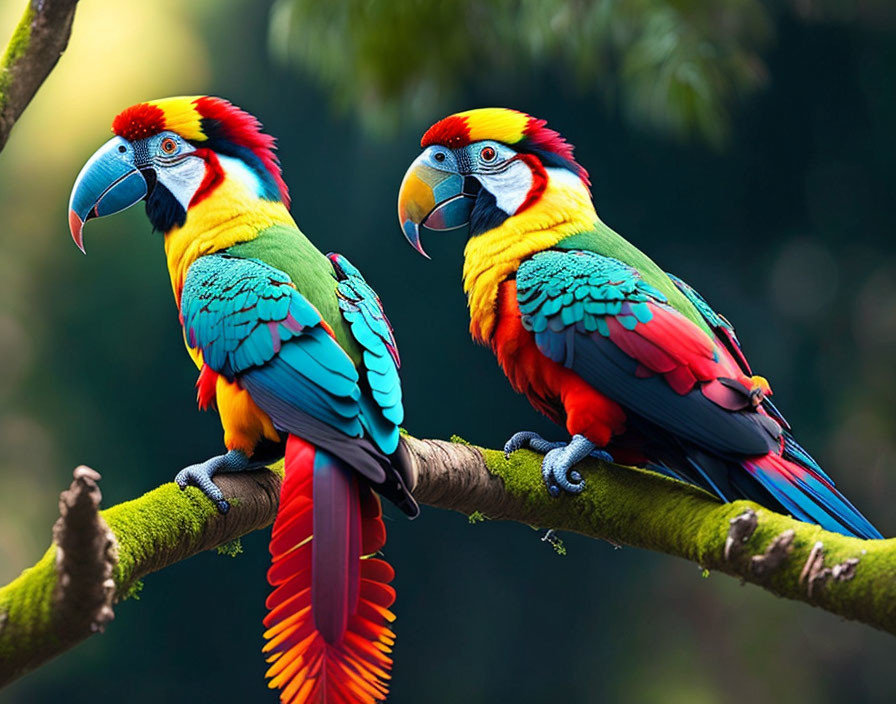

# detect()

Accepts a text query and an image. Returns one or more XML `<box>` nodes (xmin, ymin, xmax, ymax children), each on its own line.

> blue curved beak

<box><xmin>68</xmin><ymin>136</ymin><xmax>149</xmax><ymax>253</ymax></box>
<box><xmin>397</xmin><ymin>152</ymin><xmax>477</xmax><ymax>258</ymax></box>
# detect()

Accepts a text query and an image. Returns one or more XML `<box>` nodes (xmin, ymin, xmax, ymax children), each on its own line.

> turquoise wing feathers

<box><xmin>517</xmin><ymin>249</ymin><xmax>669</xmax><ymax>353</ymax></box>
<box><xmin>180</xmin><ymin>254</ymin><xmax>347</xmax><ymax>377</ymax></box>
<box><xmin>180</xmin><ymin>254</ymin><xmax>365</xmax><ymax>439</ymax></box>
<box><xmin>329</xmin><ymin>252</ymin><xmax>403</xmax><ymax>455</ymax></box>
<box><xmin>180</xmin><ymin>252</ymin><xmax>404</xmax><ymax>457</ymax></box>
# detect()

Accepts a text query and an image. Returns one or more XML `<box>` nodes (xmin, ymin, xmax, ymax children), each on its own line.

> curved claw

<box><xmin>589</xmin><ymin>449</ymin><xmax>614</xmax><ymax>464</ymax></box>
<box><xmin>176</xmin><ymin>464</ymin><xmax>230</xmax><ymax>513</ymax></box>
<box><xmin>542</xmin><ymin>447</ymin><xmax>587</xmax><ymax>495</ymax></box>
<box><xmin>503</xmin><ymin>431</ymin><xmax>567</xmax><ymax>458</ymax></box>
<box><xmin>505</xmin><ymin>431</ymin><xmax>612</xmax><ymax>497</ymax></box>
<box><xmin>541</xmin><ymin>434</ymin><xmax>608</xmax><ymax>497</ymax></box>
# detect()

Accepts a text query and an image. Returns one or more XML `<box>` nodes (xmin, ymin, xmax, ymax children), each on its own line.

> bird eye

<box><xmin>118</xmin><ymin>145</ymin><xmax>127</xmax><ymax>154</ymax></box>
<box><xmin>480</xmin><ymin>146</ymin><xmax>497</xmax><ymax>162</ymax></box>
<box><xmin>160</xmin><ymin>137</ymin><xmax>178</xmax><ymax>155</ymax></box>
<box><xmin>434</xmin><ymin>151</ymin><xmax>446</xmax><ymax>163</ymax></box>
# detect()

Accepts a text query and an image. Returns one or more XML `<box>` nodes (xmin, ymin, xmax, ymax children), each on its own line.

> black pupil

<box><xmin>434</xmin><ymin>152</ymin><xmax>446</xmax><ymax>162</ymax></box>
<box><xmin>118</xmin><ymin>145</ymin><xmax>126</xmax><ymax>153</ymax></box>
<box><xmin>483</xmin><ymin>148</ymin><xmax>494</xmax><ymax>160</ymax></box>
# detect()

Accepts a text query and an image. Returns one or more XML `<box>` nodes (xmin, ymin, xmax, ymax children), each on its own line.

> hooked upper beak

<box><xmin>68</xmin><ymin>136</ymin><xmax>151</xmax><ymax>253</ymax></box>
<box><xmin>397</xmin><ymin>152</ymin><xmax>479</xmax><ymax>258</ymax></box>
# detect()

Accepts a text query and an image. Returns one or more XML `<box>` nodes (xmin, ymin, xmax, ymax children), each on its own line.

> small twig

<box><xmin>750</xmin><ymin>529</ymin><xmax>795</xmax><ymax>578</ymax></box>
<box><xmin>725</xmin><ymin>508</ymin><xmax>758</xmax><ymax>560</ymax></box>
<box><xmin>541</xmin><ymin>529</ymin><xmax>567</xmax><ymax>556</ymax></box>
<box><xmin>831</xmin><ymin>558</ymin><xmax>860</xmax><ymax>581</ymax></box>
<box><xmin>799</xmin><ymin>541</ymin><xmax>825</xmax><ymax>590</ymax></box>
<box><xmin>799</xmin><ymin>541</ymin><xmax>861</xmax><ymax>597</ymax></box>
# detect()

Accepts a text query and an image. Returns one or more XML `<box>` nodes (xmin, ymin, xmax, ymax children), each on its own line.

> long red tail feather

<box><xmin>264</xmin><ymin>436</ymin><xmax>396</xmax><ymax>703</ymax></box>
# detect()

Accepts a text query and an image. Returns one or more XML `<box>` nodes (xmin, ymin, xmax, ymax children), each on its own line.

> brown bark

<box><xmin>0</xmin><ymin>0</ymin><xmax>80</xmax><ymax>152</ymax></box>
<box><xmin>2</xmin><ymin>437</ymin><xmax>893</xmax><ymax>690</ymax></box>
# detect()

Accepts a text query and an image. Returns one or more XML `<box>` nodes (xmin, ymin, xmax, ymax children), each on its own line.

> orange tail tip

<box><xmin>264</xmin><ymin>436</ymin><xmax>397</xmax><ymax>704</ymax></box>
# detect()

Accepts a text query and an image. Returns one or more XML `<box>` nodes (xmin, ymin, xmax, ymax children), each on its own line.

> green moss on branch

<box><xmin>2</xmin><ymin>437</ymin><xmax>893</xmax><ymax>691</ymax></box>
<box><xmin>408</xmin><ymin>438</ymin><xmax>896</xmax><ymax>635</ymax></box>
<box><xmin>0</xmin><ymin>0</ymin><xmax>80</xmax><ymax>151</ymax></box>
<box><xmin>0</xmin><ymin>462</ymin><xmax>282</xmax><ymax>686</ymax></box>
<box><xmin>0</xmin><ymin>4</ymin><xmax>35</xmax><ymax>104</ymax></box>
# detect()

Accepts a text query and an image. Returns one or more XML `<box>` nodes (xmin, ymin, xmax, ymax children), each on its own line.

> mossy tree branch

<box><xmin>0</xmin><ymin>462</ymin><xmax>283</xmax><ymax>687</ymax></box>
<box><xmin>407</xmin><ymin>437</ymin><xmax>896</xmax><ymax>630</ymax></box>
<box><xmin>0</xmin><ymin>0</ymin><xmax>80</xmax><ymax>152</ymax></box>
<box><xmin>1</xmin><ymin>436</ymin><xmax>894</xmax><ymax>689</ymax></box>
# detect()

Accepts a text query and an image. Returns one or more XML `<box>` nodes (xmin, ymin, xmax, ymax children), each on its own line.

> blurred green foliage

<box><xmin>270</xmin><ymin>0</ymin><xmax>771</xmax><ymax>143</ymax></box>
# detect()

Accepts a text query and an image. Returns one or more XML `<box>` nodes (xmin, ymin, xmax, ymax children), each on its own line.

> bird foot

<box><xmin>503</xmin><ymin>431</ymin><xmax>612</xmax><ymax>497</ymax></box>
<box><xmin>504</xmin><ymin>431</ymin><xmax>568</xmax><ymax>457</ymax></box>
<box><xmin>174</xmin><ymin>449</ymin><xmax>255</xmax><ymax>514</ymax></box>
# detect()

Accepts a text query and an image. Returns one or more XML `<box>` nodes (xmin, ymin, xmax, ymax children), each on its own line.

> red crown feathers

<box><xmin>112</xmin><ymin>96</ymin><xmax>290</xmax><ymax>207</ymax></box>
<box><xmin>421</xmin><ymin>108</ymin><xmax>588</xmax><ymax>184</ymax></box>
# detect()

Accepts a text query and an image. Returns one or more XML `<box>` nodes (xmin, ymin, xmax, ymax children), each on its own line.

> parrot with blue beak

<box><xmin>70</xmin><ymin>96</ymin><xmax>417</xmax><ymax>703</ymax></box>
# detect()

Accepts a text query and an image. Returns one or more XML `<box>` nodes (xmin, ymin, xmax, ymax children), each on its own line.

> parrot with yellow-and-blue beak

<box><xmin>398</xmin><ymin>108</ymin><xmax>882</xmax><ymax>540</ymax></box>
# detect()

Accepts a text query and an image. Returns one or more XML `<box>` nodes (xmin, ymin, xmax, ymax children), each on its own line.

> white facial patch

<box><xmin>156</xmin><ymin>156</ymin><xmax>207</xmax><ymax>210</ymax></box>
<box><xmin>545</xmin><ymin>166</ymin><xmax>582</xmax><ymax>189</ymax></box>
<box><xmin>479</xmin><ymin>159</ymin><xmax>534</xmax><ymax>215</ymax></box>
<box><xmin>217</xmin><ymin>154</ymin><xmax>264</xmax><ymax>195</ymax></box>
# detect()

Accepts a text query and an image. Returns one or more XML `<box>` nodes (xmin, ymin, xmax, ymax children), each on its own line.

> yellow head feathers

<box><xmin>421</xmin><ymin>107</ymin><xmax>588</xmax><ymax>182</ymax></box>
<box><xmin>112</xmin><ymin>96</ymin><xmax>206</xmax><ymax>142</ymax></box>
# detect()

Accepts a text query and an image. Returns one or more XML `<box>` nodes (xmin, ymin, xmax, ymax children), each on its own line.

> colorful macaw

<box><xmin>68</xmin><ymin>96</ymin><xmax>417</xmax><ymax>703</ymax></box>
<box><xmin>397</xmin><ymin>108</ymin><xmax>882</xmax><ymax>540</ymax></box>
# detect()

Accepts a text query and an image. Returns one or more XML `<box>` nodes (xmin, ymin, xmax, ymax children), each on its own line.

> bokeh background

<box><xmin>2</xmin><ymin>0</ymin><xmax>896</xmax><ymax>701</ymax></box>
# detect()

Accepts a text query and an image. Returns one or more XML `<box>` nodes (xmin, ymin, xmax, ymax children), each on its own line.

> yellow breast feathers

<box><xmin>462</xmin><ymin>172</ymin><xmax>596</xmax><ymax>343</ymax></box>
<box><xmin>164</xmin><ymin>177</ymin><xmax>294</xmax><ymax>306</ymax></box>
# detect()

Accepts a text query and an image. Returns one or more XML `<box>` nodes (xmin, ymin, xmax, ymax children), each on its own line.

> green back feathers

<box><xmin>226</xmin><ymin>224</ymin><xmax>364</xmax><ymax>365</ymax></box>
<box><xmin>555</xmin><ymin>220</ymin><xmax>712</xmax><ymax>335</ymax></box>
